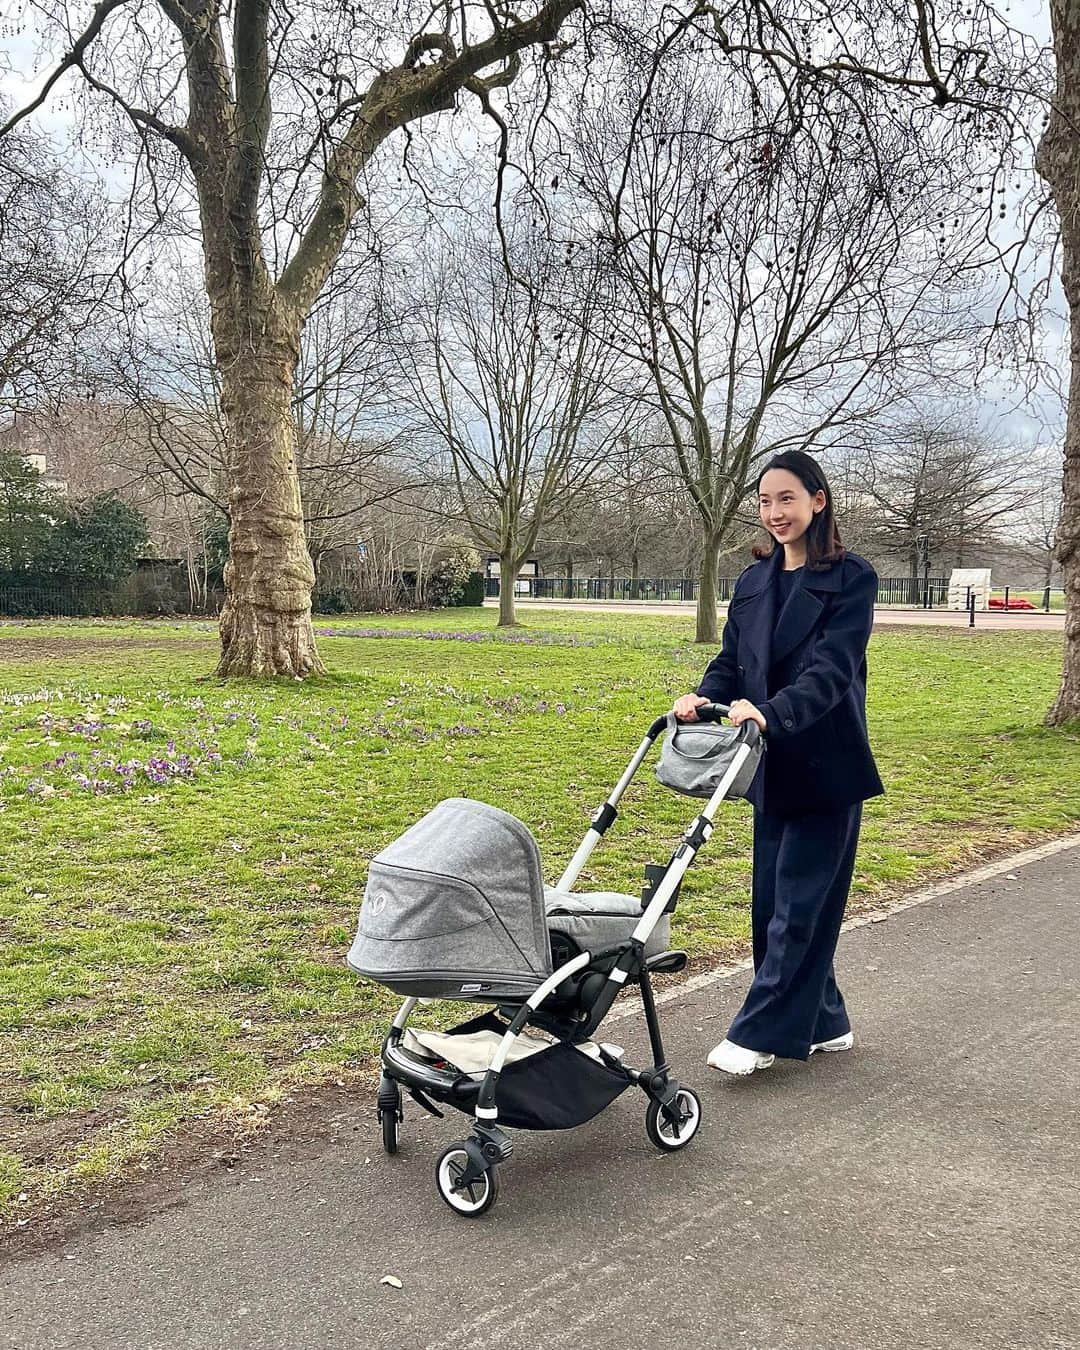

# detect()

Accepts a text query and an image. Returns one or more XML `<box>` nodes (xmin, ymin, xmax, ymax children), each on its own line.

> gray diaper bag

<box><xmin>655</xmin><ymin>714</ymin><xmax>763</xmax><ymax>799</ymax></box>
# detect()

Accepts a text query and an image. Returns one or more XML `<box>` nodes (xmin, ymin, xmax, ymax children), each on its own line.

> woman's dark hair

<box><xmin>751</xmin><ymin>450</ymin><xmax>845</xmax><ymax>571</ymax></box>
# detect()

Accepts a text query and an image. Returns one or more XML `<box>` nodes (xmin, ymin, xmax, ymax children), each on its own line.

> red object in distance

<box><xmin>988</xmin><ymin>596</ymin><xmax>1036</xmax><ymax>610</ymax></box>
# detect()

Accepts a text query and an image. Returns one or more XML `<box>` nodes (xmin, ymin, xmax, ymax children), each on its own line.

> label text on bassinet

<box><xmin>460</xmin><ymin>983</ymin><xmax>491</xmax><ymax>993</ymax></box>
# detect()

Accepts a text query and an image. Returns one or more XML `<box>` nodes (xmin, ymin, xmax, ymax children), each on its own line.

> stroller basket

<box><xmin>393</xmin><ymin>1010</ymin><xmax>633</xmax><ymax>1131</ymax></box>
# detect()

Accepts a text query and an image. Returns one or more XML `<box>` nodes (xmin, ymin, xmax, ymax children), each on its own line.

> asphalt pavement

<box><xmin>4</xmin><ymin>840</ymin><xmax>1079</xmax><ymax>1350</ymax></box>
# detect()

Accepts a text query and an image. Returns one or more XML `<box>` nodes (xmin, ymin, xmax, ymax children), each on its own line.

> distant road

<box><xmin>504</xmin><ymin>598</ymin><xmax>1067</xmax><ymax>632</ymax></box>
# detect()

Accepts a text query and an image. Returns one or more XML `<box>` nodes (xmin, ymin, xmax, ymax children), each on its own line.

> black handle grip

<box><xmin>668</xmin><ymin>702</ymin><xmax>764</xmax><ymax>745</ymax></box>
<box><xmin>652</xmin><ymin>701</ymin><xmax>765</xmax><ymax>742</ymax></box>
<box><xmin>655</xmin><ymin>703</ymin><xmax>729</xmax><ymax>738</ymax></box>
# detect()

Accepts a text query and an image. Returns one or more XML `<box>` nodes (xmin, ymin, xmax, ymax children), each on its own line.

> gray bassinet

<box><xmin>347</xmin><ymin>798</ymin><xmax>669</xmax><ymax>1001</ymax></box>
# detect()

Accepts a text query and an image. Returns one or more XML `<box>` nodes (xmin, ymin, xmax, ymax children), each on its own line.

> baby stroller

<box><xmin>346</xmin><ymin>703</ymin><xmax>762</xmax><ymax>1216</ymax></box>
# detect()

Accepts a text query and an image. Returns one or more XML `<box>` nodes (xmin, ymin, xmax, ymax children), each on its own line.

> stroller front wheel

<box><xmin>378</xmin><ymin>1076</ymin><xmax>402</xmax><ymax>1155</ymax></box>
<box><xmin>646</xmin><ymin>1087</ymin><xmax>702</xmax><ymax>1152</ymax></box>
<box><xmin>436</xmin><ymin>1143</ymin><xmax>500</xmax><ymax>1217</ymax></box>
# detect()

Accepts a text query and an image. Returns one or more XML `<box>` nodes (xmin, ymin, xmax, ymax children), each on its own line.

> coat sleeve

<box><xmin>760</xmin><ymin>564</ymin><xmax>877</xmax><ymax>739</ymax></box>
<box><xmin>694</xmin><ymin>602</ymin><xmax>741</xmax><ymax>705</ymax></box>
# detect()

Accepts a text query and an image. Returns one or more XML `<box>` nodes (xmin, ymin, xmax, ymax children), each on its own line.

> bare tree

<box><xmin>576</xmin><ymin>31</ymin><xmax>989</xmax><ymax>642</ymax></box>
<box><xmin>0</xmin><ymin>117</ymin><xmax>112</xmax><ymax>416</ymax></box>
<box><xmin>1012</xmin><ymin>445</ymin><xmax>1064</xmax><ymax>592</ymax></box>
<box><xmin>111</xmin><ymin>239</ymin><xmax>457</xmax><ymax>600</ymax></box>
<box><xmin>542</xmin><ymin>428</ymin><xmax>695</xmax><ymax>592</ymax></box>
<box><xmin>667</xmin><ymin>2</ymin><xmax>1069</xmax><ymax>712</ymax></box>
<box><xmin>404</xmin><ymin>220</ymin><xmax>633</xmax><ymax>626</ymax></box>
<box><xmin>293</xmin><ymin>249</ymin><xmax>433</xmax><ymax>578</ymax></box>
<box><xmin>2</xmin><ymin>0</ymin><xmax>583</xmax><ymax>675</ymax></box>
<box><xmin>849</xmin><ymin>412</ymin><xmax>1032</xmax><ymax>597</ymax></box>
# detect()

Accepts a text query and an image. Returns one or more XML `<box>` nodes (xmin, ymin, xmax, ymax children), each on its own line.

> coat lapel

<box><xmin>770</xmin><ymin>557</ymin><xmax>843</xmax><ymax>666</ymax></box>
<box><xmin>733</xmin><ymin>550</ymin><xmax>780</xmax><ymax>678</ymax></box>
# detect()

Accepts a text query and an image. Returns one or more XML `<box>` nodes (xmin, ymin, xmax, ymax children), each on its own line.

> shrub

<box><xmin>313</xmin><ymin>584</ymin><xmax>354</xmax><ymax>614</ymax></box>
<box><xmin>459</xmin><ymin>570</ymin><xmax>485</xmax><ymax>607</ymax></box>
<box><xmin>40</xmin><ymin>492</ymin><xmax>150</xmax><ymax>588</ymax></box>
<box><xmin>427</xmin><ymin>538</ymin><xmax>482</xmax><ymax>607</ymax></box>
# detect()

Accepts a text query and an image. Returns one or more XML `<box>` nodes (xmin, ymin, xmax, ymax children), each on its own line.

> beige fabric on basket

<box><xmin>401</xmin><ymin>1026</ymin><xmax>616</xmax><ymax>1079</ymax></box>
<box><xmin>402</xmin><ymin>1026</ymin><xmax>553</xmax><ymax>1078</ymax></box>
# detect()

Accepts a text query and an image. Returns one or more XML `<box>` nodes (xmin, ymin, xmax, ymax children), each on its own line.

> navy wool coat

<box><xmin>696</xmin><ymin>549</ymin><xmax>885</xmax><ymax>817</ymax></box>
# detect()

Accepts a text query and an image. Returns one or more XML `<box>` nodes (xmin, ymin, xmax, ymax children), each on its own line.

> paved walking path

<box><xmin>509</xmin><ymin>598</ymin><xmax>1068</xmax><ymax>631</ymax></box>
<box><xmin>4</xmin><ymin>840</ymin><xmax>1079</xmax><ymax>1350</ymax></box>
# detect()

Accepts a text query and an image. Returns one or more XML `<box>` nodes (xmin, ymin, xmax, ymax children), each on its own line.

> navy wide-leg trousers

<box><xmin>726</xmin><ymin>803</ymin><xmax>863</xmax><ymax>1061</ymax></box>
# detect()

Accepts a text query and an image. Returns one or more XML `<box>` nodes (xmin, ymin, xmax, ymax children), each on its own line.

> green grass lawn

<box><xmin>1</xmin><ymin>609</ymin><xmax>1077</xmax><ymax>1225</ymax></box>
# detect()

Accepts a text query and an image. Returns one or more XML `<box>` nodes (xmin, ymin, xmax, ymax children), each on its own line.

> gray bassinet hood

<box><xmin>347</xmin><ymin>797</ymin><xmax>554</xmax><ymax>1000</ymax></box>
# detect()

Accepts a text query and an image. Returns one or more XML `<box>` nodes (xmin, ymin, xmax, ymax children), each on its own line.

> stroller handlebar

<box><xmin>652</xmin><ymin>703</ymin><xmax>762</xmax><ymax>747</ymax></box>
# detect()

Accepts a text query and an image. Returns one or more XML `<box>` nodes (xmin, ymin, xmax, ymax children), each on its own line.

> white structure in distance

<box><xmin>948</xmin><ymin>568</ymin><xmax>992</xmax><ymax>611</ymax></box>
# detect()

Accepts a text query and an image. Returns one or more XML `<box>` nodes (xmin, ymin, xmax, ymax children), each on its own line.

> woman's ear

<box><xmin>811</xmin><ymin>489</ymin><xmax>827</xmax><ymax>515</ymax></box>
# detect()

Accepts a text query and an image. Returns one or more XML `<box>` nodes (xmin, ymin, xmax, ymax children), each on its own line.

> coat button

<box><xmin>784</xmin><ymin>718</ymin><xmax>794</xmax><ymax>729</ymax></box>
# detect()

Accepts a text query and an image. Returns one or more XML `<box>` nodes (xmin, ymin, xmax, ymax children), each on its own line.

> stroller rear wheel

<box><xmin>377</xmin><ymin>1075</ymin><xmax>402</xmax><ymax>1155</ymax></box>
<box><xmin>646</xmin><ymin>1087</ymin><xmax>701</xmax><ymax>1152</ymax></box>
<box><xmin>436</xmin><ymin>1143</ymin><xmax>500</xmax><ymax>1217</ymax></box>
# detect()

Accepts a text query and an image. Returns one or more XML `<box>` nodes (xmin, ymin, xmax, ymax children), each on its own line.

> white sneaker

<box><xmin>809</xmin><ymin>1031</ymin><xmax>855</xmax><ymax>1055</ymax></box>
<box><xmin>707</xmin><ymin>1039</ymin><xmax>775</xmax><ymax>1075</ymax></box>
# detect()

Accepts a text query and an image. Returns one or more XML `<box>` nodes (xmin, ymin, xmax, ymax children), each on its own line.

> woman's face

<box><xmin>757</xmin><ymin>468</ymin><xmax>826</xmax><ymax>547</ymax></box>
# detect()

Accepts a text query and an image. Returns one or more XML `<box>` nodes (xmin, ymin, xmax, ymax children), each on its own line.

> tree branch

<box><xmin>0</xmin><ymin>0</ymin><xmax>130</xmax><ymax>142</ymax></box>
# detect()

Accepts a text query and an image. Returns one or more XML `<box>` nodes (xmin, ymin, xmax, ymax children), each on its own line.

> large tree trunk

<box><xmin>696</xmin><ymin>528</ymin><xmax>722</xmax><ymax>644</ymax></box>
<box><xmin>497</xmin><ymin>551</ymin><xmax>522</xmax><ymax>627</ymax></box>
<box><xmin>214</xmin><ymin>316</ymin><xmax>325</xmax><ymax>678</ymax></box>
<box><xmin>1038</xmin><ymin>0</ymin><xmax>1080</xmax><ymax>725</ymax></box>
<box><xmin>1046</xmin><ymin>291</ymin><xmax>1080</xmax><ymax>723</ymax></box>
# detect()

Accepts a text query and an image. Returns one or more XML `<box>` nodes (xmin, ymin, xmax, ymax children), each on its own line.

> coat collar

<box><xmin>734</xmin><ymin>550</ymin><xmax>844</xmax><ymax>668</ymax></box>
<box><xmin>737</xmin><ymin>549</ymin><xmax>844</xmax><ymax>597</ymax></box>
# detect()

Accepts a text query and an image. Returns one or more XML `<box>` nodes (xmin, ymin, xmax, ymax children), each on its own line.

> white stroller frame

<box><xmin>374</xmin><ymin>703</ymin><xmax>762</xmax><ymax>1215</ymax></box>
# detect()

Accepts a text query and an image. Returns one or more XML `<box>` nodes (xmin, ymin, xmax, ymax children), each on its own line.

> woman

<box><xmin>674</xmin><ymin>450</ymin><xmax>883</xmax><ymax>1076</ymax></box>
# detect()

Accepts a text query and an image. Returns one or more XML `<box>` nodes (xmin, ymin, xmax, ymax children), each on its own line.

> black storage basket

<box><xmin>447</xmin><ymin>1012</ymin><xmax>632</xmax><ymax>1131</ymax></box>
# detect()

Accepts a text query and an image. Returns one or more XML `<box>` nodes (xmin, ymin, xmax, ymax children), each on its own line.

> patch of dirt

<box><xmin>0</xmin><ymin>638</ymin><xmax>216</xmax><ymax>664</ymax></box>
<box><xmin>0</xmin><ymin>1076</ymin><xmax>374</xmax><ymax>1265</ymax></box>
<box><xmin>0</xmin><ymin>1101</ymin><xmax>129</xmax><ymax>1162</ymax></box>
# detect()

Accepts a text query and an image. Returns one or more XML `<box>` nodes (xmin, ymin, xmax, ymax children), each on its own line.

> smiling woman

<box><xmin>673</xmin><ymin>450</ymin><xmax>883</xmax><ymax>1076</ymax></box>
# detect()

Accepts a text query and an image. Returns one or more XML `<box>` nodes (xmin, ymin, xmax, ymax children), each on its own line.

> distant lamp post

<box><xmin>916</xmin><ymin>533</ymin><xmax>931</xmax><ymax>609</ymax></box>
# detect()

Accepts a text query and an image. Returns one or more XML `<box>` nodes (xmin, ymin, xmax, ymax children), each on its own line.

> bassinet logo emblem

<box><xmin>368</xmin><ymin>892</ymin><xmax>388</xmax><ymax>916</ymax></box>
<box><xmin>461</xmin><ymin>983</ymin><xmax>491</xmax><ymax>993</ymax></box>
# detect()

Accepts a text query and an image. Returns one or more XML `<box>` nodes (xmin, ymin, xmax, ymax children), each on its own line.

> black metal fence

<box><xmin>876</xmin><ymin>576</ymin><xmax>949</xmax><ymax>607</ymax></box>
<box><xmin>0</xmin><ymin>579</ymin><xmax>217</xmax><ymax>619</ymax></box>
<box><xmin>486</xmin><ymin>574</ymin><xmax>952</xmax><ymax>606</ymax></box>
<box><xmin>0</xmin><ymin>585</ymin><xmax>120</xmax><ymax>618</ymax></box>
<box><xmin>485</xmin><ymin>576</ymin><xmax>712</xmax><ymax>602</ymax></box>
